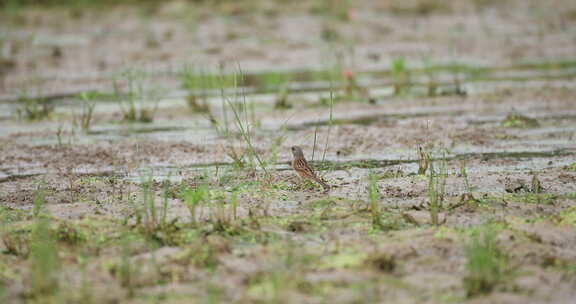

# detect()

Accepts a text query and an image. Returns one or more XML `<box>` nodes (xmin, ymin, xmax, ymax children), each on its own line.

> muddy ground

<box><xmin>1</xmin><ymin>0</ymin><xmax>576</xmax><ymax>303</ymax></box>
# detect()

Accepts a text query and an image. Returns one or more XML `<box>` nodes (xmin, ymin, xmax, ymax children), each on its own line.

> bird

<box><xmin>290</xmin><ymin>146</ymin><xmax>330</xmax><ymax>192</ymax></box>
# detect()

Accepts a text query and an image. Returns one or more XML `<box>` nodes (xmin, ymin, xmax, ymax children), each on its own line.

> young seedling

<box><xmin>531</xmin><ymin>174</ymin><xmax>543</xmax><ymax>194</ymax></box>
<box><xmin>391</xmin><ymin>57</ymin><xmax>410</xmax><ymax>96</ymax></box>
<box><xmin>463</xmin><ymin>225</ymin><xmax>509</xmax><ymax>297</ymax></box>
<box><xmin>182</xmin><ymin>184</ymin><xmax>208</xmax><ymax>225</ymax></box>
<box><xmin>29</xmin><ymin>192</ymin><xmax>61</xmax><ymax>301</ymax></box>
<box><xmin>133</xmin><ymin>175</ymin><xmax>178</xmax><ymax>244</ymax></box>
<box><xmin>113</xmin><ymin>69</ymin><xmax>160</xmax><ymax>123</ymax></box>
<box><xmin>427</xmin><ymin>150</ymin><xmax>447</xmax><ymax>226</ymax></box>
<box><xmin>423</xmin><ymin>59</ymin><xmax>438</xmax><ymax>97</ymax></box>
<box><xmin>16</xmin><ymin>97</ymin><xmax>54</xmax><ymax>121</ymax></box>
<box><xmin>417</xmin><ymin>146</ymin><xmax>430</xmax><ymax>175</ymax></box>
<box><xmin>225</xmin><ymin>68</ymin><xmax>268</xmax><ymax>175</ymax></box>
<box><xmin>75</xmin><ymin>91</ymin><xmax>96</xmax><ymax>132</ymax></box>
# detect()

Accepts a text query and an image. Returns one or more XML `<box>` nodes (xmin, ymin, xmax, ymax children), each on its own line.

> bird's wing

<box><xmin>293</xmin><ymin>158</ymin><xmax>318</xmax><ymax>178</ymax></box>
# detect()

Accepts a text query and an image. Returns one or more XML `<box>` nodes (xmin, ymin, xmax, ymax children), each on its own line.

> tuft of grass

<box><xmin>133</xmin><ymin>177</ymin><xmax>179</xmax><ymax>245</ymax></box>
<box><xmin>74</xmin><ymin>91</ymin><xmax>96</xmax><ymax>132</ymax></box>
<box><xmin>391</xmin><ymin>57</ymin><xmax>410</xmax><ymax>96</ymax></box>
<box><xmin>366</xmin><ymin>253</ymin><xmax>396</xmax><ymax>273</ymax></box>
<box><xmin>180</xmin><ymin>65</ymin><xmax>218</xmax><ymax>113</ymax></box>
<box><xmin>224</xmin><ymin>68</ymin><xmax>268</xmax><ymax>175</ymax></box>
<box><xmin>259</xmin><ymin>71</ymin><xmax>291</xmax><ymax>91</ymax></box>
<box><xmin>503</xmin><ymin>193</ymin><xmax>558</xmax><ymax>205</ymax></box>
<box><xmin>423</xmin><ymin>59</ymin><xmax>438</xmax><ymax>97</ymax></box>
<box><xmin>319</xmin><ymin>76</ymin><xmax>336</xmax><ymax>173</ymax></box>
<box><xmin>112</xmin><ymin>69</ymin><xmax>160</xmax><ymax>123</ymax></box>
<box><xmin>564</xmin><ymin>162</ymin><xmax>576</xmax><ymax>172</ymax></box>
<box><xmin>1</xmin><ymin>228</ymin><xmax>30</xmax><ymax>257</ymax></box>
<box><xmin>210</xmin><ymin>190</ymin><xmax>240</xmax><ymax>233</ymax></box>
<box><xmin>55</xmin><ymin>221</ymin><xmax>84</xmax><ymax>245</ymax></box>
<box><xmin>459</xmin><ymin>159</ymin><xmax>472</xmax><ymax>194</ymax></box>
<box><xmin>531</xmin><ymin>174</ymin><xmax>543</xmax><ymax>194</ymax></box>
<box><xmin>501</xmin><ymin>112</ymin><xmax>539</xmax><ymax>128</ymax></box>
<box><xmin>181</xmin><ymin>185</ymin><xmax>208</xmax><ymax>223</ymax></box>
<box><xmin>29</xmin><ymin>210</ymin><xmax>61</xmax><ymax>300</ymax></box>
<box><xmin>180</xmin><ymin>183</ymin><xmax>243</xmax><ymax>234</ymax></box>
<box><xmin>463</xmin><ymin>225</ymin><xmax>509</xmax><ymax>297</ymax></box>
<box><xmin>559</xmin><ymin>206</ymin><xmax>576</xmax><ymax>227</ymax></box>
<box><xmin>427</xmin><ymin>150</ymin><xmax>447</xmax><ymax>226</ymax></box>
<box><xmin>225</xmin><ymin>146</ymin><xmax>247</xmax><ymax>169</ymax></box>
<box><xmin>117</xmin><ymin>234</ymin><xmax>135</xmax><ymax>298</ymax></box>
<box><xmin>16</xmin><ymin>97</ymin><xmax>54</xmax><ymax>121</ymax></box>
<box><xmin>32</xmin><ymin>186</ymin><xmax>46</xmax><ymax>218</ymax></box>
<box><xmin>417</xmin><ymin>146</ymin><xmax>430</xmax><ymax>175</ymax></box>
<box><xmin>0</xmin><ymin>205</ymin><xmax>27</xmax><ymax>224</ymax></box>
<box><xmin>273</xmin><ymin>84</ymin><xmax>292</xmax><ymax>109</ymax></box>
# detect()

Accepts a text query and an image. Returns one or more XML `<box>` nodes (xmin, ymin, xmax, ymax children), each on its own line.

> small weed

<box><xmin>180</xmin><ymin>65</ymin><xmax>236</xmax><ymax>113</ymax></box>
<box><xmin>225</xmin><ymin>146</ymin><xmax>247</xmax><ymax>169</ymax></box>
<box><xmin>564</xmin><ymin>162</ymin><xmax>576</xmax><ymax>172</ymax></box>
<box><xmin>531</xmin><ymin>174</ymin><xmax>543</xmax><ymax>194</ymax></box>
<box><xmin>445</xmin><ymin>63</ymin><xmax>467</xmax><ymax>96</ymax></box>
<box><xmin>417</xmin><ymin>146</ymin><xmax>430</xmax><ymax>175</ymax></box>
<box><xmin>273</xmin><ymin>84</ymin><xmax>292</xmax><ymax>109</ymax></box>
<box><xmin>459</xmin><ymin>159</ymin><xmax>471</xmax><ymax>192</ymax></box>
<box><xmin>391</xmin><ymin>57</ymin><xmax>410</xmax><ymax>96</ymax></box>
<box><xmin>463</xmin><ymin>225</ymin><xmax>509</xmax><ymax>297</ymax></box>
<box><xmin>29</xmin><ymin>217</ymin><xmax>61</xmax><ymax>300</ymax></box>
<box><xmin>558</xmin><ymin>206</ymin><xmax>576</xmax><ymax>227</ymax></box>
<box><xmin>180</xmin><ymin>184</ymin><xmax>208</xmax><ymax>226</ymax></box>
<box><xmin>501</xmin><ymin>112</ymin><xmax>539</xmax><ymax>128</ymax></box>
<box><xmin>307</xmin><ymin>197</ymin><xmax>337</xmax><ymax>209</ymax></box>
<box><xmin>342</xmin><ymin>69</ymin><xmax>370</xmax><ymax>101</ymax></box>
<box><xmin>1</xmin><ymin>228</ymin><xmax>30</xmax><ymax>256</ymax></box>
<box><xmin>504</xmin><ymin>193</ymin><xmax>558</xmax><ymax>205</ymax></box>
<box><xmin>0</xmin><ymin>205</ymin><xmax>27</xmax><ymax>223</ymax></box>
<box><xmin>2</xmin><ymin>188</ymin><xmax>47</xmax><ymax>257</ymax></box>
<box><xmin>320</xmin><ymin>250</ymin><xmax>367</xmax><ymax>270</ymax></box>
<box><xmin>374</xmin><ymin>169</ymin><xmax>404</xmax><ymax>180</ymax></box>
<box><xmin>210</xmin><ymin>190</ymin><xmax>240</xmax><ymax>233</ymax></box>
<box><xmin>423</xmin><ymin>59</ymin><xmax>438</xmax><ymax>97</ymax></box>
<box><xmin>73</xmin><ymin>91</ymin><xmax>96</xmax><ymax>132</ymax></box>
<box><xmin>55</xmin><ymin>221</ymin><xmax>84</xmax><ymax>245</ymax></box>
<box><xmin>321</xmin><ymin>24</ymin><xmax>339</xmax><ymax>42</ymax></box>
<box><xmin>427</xmin><ymin>150</ymin><xmax>447</xmax><ymax>226</ymax></box>
<box><xmin>259</xmin><ymin>71</ymin><xmax>291</xmax><ymax>91</ymax></box>
<box><xmin>112</xmin><ymin>69</ymin><xmax>161</xmax><ymax>123</ymax></box>
<box><xmin>117</xmin><ymin>234</ymin><xmax>135</xmax><ymax>297</ymax></box>
<box><xmin>225</xmin><ymin>69</ymin><xmax>268</xmax><ymax>175</ymax></box>
<box><xmin>180</xmin><ymin>66</ymin><xmax>212</xmax><ymax>113</ymax></box>
<box><xmin>455</xmin><ymin>159</ymin><xmax>482</xmax><ymax>208</ymax></box>
<box><xmin>16</xmin><ymin>97</ymin><xmax>54</xmax><ymax>121</ymax></box>
<box><xmin>366</xmin><ymin>253</ymin><xmax>396</xmax><ymax>273</ymax></box>
<box><xmin>133</xmin><ymin>177</ymin><xmax>179</xmax><ymax>244</ymax></box>
<box><xmin>32</xmin><ymin>186</ymin><xmax>46</xmax><ymax>217</ymax></box>
<box><xmin>265</xmin><ymin>129</ymin><xmax>287</xmax><ymax>168</ymax></box>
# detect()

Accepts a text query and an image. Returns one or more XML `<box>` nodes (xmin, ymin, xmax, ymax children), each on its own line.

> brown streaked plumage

<box><xmin>291</xmin><ymin>146</ymin><xmax>330</xmax><ymax>191</ymax></box>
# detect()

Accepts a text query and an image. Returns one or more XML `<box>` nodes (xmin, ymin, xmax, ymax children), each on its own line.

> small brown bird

<box><xmin>291</xmin><ymin>146</ymin><xmax>330</xmax><ymax>192</ymax></box>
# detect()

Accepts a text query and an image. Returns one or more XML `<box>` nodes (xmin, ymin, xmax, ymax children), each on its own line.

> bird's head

<box><xmin>291</xmin><ymin>146</ymin><xmax>304</xmax><ymax>159</ymax></box>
